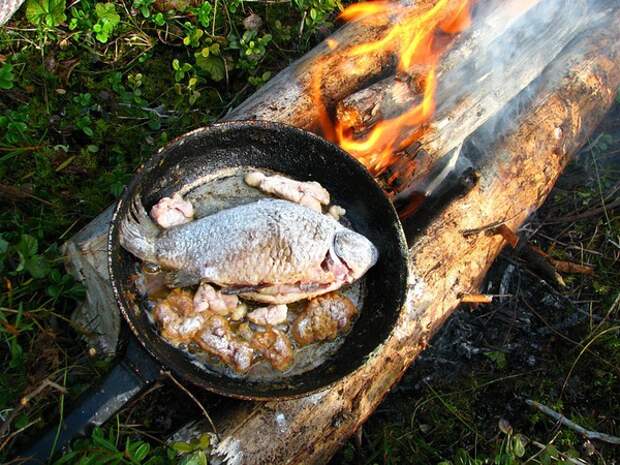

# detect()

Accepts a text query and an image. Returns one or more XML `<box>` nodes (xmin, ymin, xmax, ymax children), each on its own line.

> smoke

<box><xmin>397</xmin><ymin>0</ymin><xmax>604</xmax><ymax>202</ymax></box>
<box><xmin>434</xmin><ymin>0</ymin><xmax>593</xmax><ymax>150</ymax></box>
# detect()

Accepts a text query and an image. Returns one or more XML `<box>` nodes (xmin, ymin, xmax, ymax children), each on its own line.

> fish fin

<box><xmin>164</xmin><ymin>270</ymin><xmax>201</xmax><ymax>288</ymax></box>
<box><xmin>118</xmin><ymin>195</ymin><xmax>159</xmax><ymax>262</ymax></box>
<box><xmin>221</xmin><ymin>284</ymin><xmax>269</xmax><ymax>295</ymax></box>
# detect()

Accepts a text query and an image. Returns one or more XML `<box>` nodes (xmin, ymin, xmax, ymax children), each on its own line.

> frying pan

<box><xmin>19</xmin><ymin>121</ymin><xmax>408</xmax><ymax>463</ymax></box>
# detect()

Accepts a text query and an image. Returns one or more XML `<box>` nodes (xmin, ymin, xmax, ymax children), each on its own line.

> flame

<box><xmin>311</xmin><ymin>0</ymin><xmax>472</xmax><ymax>179</ymax></box>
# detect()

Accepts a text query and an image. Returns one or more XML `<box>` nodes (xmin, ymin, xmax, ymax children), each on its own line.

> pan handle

<box><xmin>17</xmin><ymin>336</ymin><xmax>162</xmax><ymax>464</ymax></box>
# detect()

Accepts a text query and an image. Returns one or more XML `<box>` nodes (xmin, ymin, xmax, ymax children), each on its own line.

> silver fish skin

<box><xmin>119</xmin><ymin>198</ymin><xmax>378</xmax><ymax>303</ymax></box>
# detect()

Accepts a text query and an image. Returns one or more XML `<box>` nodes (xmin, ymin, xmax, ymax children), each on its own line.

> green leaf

<box><xmin>197</xmin><ymin>434</ymin><xmax>210</xmax><ymax>450</ymax></box>
<box><xmin>91</xmin><ymin>426</ymin><xmax>118</xmax><ymax>451</ymax></box>
<box><xmin>195</xmin><ymin>2</ymin><xmax>212</xmax><ymax>28</ymax></box>
<box><xmin>17</xmin><ymin>234</ymin><xmax>38</xmax><ymax>257</ymax></box>
<box><xmin>178</xmin><ymin>450</ymin><xmax>208</xmax><ymax>465</ymax></box>
<box><xmin>26</xmin><ymin>0</ymin><xmax>67</xmax><ymax>27</ymax></box>
<box><xmin>0</xmin><ymin>235</ymin><xmax>8</xmax><ymax>255</ymax></box>
<box><xmin>171</xmin><ymin>441</ymin><xmax>195</xmax><ymax>453</ymax></box>
<box><xmin>95</xmin><ymin>3</ymin><xmax>120</xmax><ymax>23</ymax></box>
<box><xmin>94</xmin><ymin>3</ymin><xmax>120</xmax><ymax>43</ymax></box>
<box><xmin>134</xmin><ymin>442</ymin><xmax>151</xmax><ymax>462</ymax></box>
<box><xmin>194</xmin><ymin>53</ymin><xmax>225</xmax><ymax>82</ymax></box>
<box><xmin>511</xmin><ymin>435</ymin><xmax>525</xmax><ymax>458</ymax></box>
<box><xmin>25</xmin><ymin>255</ymin><xmax>51</xmax><ymax>278</ymax></box>
<box><xmin>9</xmin><ymin>339</ymin><xmax>23</xmax><ymax>369</ymax></box>
<box><xmin>484</xmin><ymin>351</ymin><xmax>507</xmax><ymax>369</ymax></box>
<box><xmin>14</xmin><ymin>413</ymin><xmax>29</xmax><ymax>429</ymax></box>
<box><xmin>152</xmin><ymin>12</ymin><xmax>165</xmax><ymax>26</ymax></box>
<box><xmin>126</xmin><ymin>440</ymin><xmax>151</xmax><ymax>463</ymax></box>
<box><xmin>0</xmin><ymin>63</ymin><xmax>15</xmax><ymax>90</ymax></box>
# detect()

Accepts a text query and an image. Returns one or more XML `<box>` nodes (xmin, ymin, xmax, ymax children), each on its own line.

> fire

<box><xmin>311</xmin><ymin>0</ymin><xmax>472</xmax><ymax>177</ymax></box>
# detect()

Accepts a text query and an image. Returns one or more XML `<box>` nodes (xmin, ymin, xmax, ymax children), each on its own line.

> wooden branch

<box><xmin>526</xmin><ymin>400</ymin><xmax>620</xmax><ymax>445</ymax></box>
<box><xmin>336</xmin><ymin>0</ymin><xmax>545</xmax><ymax>132</ymax></box>
<box><xmin>198</xmin><ymin>9</ymin><xmax>620</xmax><ymax>465</ymax></box>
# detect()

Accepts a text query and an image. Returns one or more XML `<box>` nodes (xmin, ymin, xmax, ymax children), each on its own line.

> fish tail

<box><xmin>118</xmin><ymin>195</ymin><xmax>159</xmax><ymax>262</ymax></box>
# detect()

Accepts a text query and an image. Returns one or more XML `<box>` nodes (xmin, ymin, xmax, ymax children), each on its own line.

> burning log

<box><xmin>198</xmin><ymin>8</ymin><xmax>619</xmax><ymax>465</ymax></box>
<box><xmin>335</xmin><ymin>0</ymin><xmax>545</xmax><ymax>133</ymax></box>
<box><xmin>333</xmin><ymin>0</ymin><xmax>596</xmax><ymax>194</ymax></box>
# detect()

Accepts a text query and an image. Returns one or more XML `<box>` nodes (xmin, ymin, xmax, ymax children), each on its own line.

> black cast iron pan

<box><xmin>19</xmin><ymin>121</ymin><xmax>408</xmax><ymax>463</ymax></box>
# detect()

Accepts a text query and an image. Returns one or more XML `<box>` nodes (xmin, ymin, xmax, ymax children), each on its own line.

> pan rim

<box><xmin>108</xmin><ymin>119</ymin><xmax>409</xmax><ymax>400</ymax></box>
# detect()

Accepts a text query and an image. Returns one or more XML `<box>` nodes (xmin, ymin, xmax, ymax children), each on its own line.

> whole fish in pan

<box><xmin>119</xmin><ymin>197</ymin><xmax>378</xmax><ymax>304</ymax></box>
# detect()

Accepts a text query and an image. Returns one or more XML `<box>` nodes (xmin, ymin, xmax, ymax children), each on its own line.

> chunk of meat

<box><xmin>247</xmin><ymin>304</ymin><xmax>288</xmax><ymax>326</ymax></box>
<box><xmin>244</xmin><ymin>171</ymin><xmax>330</xmax><ymax>212</ymax></box>
<box><xmin>292</xmin><ymin>292</ymin><xmax>358</xmax><ymax>346</ymax></box>
<box><xmin>327</xmin><ymin>205</ymin><xmax>346</xmax><ymax>221</ymax></box>
<box><xmin>152</xmin><ymin>289</ymin><xmax>204</xmax><ymax>344</ymax></box>
<box><xmin>194</xmin><ymin>313</ymin><xmax>255</xmax><ymax>373</ymax></box>
<box><xmin>150</xmin><ymin>193</ymin><xmax>194</xmax><ymax>228</ymax></box>
<box><xmin>158</xmin><ymin>288</ymin><xmax>195</xmax><ymax>316</ymax></box>
<box><xmin>251</xmin><ymin>328</ymin><xmax>294</xmax><ymax>371</ymax></box>
<box><xmin>193</xmin><ymin>283</ymin><xmax>239</xmax><ymax>315</ymax></box>
<box><xmin>230</xmin><ymin>303</ymin><xmax>248</xmax><ymax>321</ymax></box>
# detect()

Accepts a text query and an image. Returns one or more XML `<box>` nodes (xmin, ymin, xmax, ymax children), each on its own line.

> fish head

<box><xmin>333</xmin><ymin>229</ymin><xmax>379</xmax><ymax>282</ymax></box>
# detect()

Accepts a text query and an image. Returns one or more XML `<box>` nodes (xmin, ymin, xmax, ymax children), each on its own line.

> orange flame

<box><xmin>311</xmin><ymin>0</ymin><xmax>472</xmax><ymax>178</ymax></box>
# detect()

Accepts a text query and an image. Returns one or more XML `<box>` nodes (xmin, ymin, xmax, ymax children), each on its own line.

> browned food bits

<box><xmin>292</xmin><ymin>292</ymin><xmax>358</xmax><ymax>346</ymax></box>
<box><xmin>152</xmin><ymin>289</ymin><xmax>203</xmax><ymax>344</ymax></box>
<box><xmin>251</xmin><ymin>328</ymin><xmax>294</xmax><ymax>371</ymax></box>
<box><xmin>195</xmin><ymin>313</ymin><xmax>255</xmax><ymax>373</ymax></box>
<box><xmin>247</xmin><ymin>304</ymin><xmax>288</xmax><ymax>326</ymax></box>
<box><xmin>161</xmin><ymin>288</ymin><xmax>195</xmax><ymax>316</ymax></box>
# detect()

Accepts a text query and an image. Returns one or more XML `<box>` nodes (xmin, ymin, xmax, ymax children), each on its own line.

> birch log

<box><xmin>334</xmin><ymin>0</ymin><xmax>598</xmax><ymax>194</ymax></box>
<box><xmin>336</xmin><ymin>0</ymin><xmax>547</xmax><ymax>131</ymax></box>
<box><xmin>0</xmin><ymin>0</ymin><xmax>24</xmax><ymax>26</ymax></box>
<box><xmin>192</xmin><ymin>9</ymin><xmax>620</xmax><ymax>465</ymax></box>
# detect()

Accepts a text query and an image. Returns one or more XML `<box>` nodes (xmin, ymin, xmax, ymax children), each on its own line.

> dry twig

<box><xmin>526</xmin><ymin>400</ymin><xmax>620</xmax><ymax>445</ymax></box>
<box><xmin>164</xmin><ymin>371</ymin><xmax>219</xmax><ymax>439</ymax></box>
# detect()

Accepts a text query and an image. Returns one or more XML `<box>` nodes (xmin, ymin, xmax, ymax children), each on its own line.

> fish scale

<box><xmin>119</xmin><ymin>197</ymin><xmax>378</xmax><ymax>304</ymax></box>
